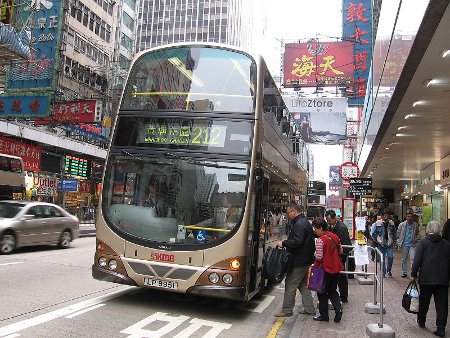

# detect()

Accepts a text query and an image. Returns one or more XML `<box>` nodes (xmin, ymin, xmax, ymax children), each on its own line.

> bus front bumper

<box><xmin>187</xmin><ymin>285</ymin><xmax>247</xmax><ymax>301</ymax></box>
<box><xmin>92</xmin><ymin>265</ymin><xmax>138</xmax><ymax>286</ymax></box>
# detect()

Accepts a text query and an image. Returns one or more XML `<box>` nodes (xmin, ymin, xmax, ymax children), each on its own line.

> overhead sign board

<box><xmin>349</xmin><ymin>178</ymin><xmax>372</xmax><ymax>196</ymax></box>
<box><xmin>59</xmin><ymin>178</ymin><xmax>78</xmax><ymax>192</ymax></box>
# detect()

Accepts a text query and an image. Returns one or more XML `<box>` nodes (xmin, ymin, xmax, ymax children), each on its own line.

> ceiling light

<box><xmin>424</xmin><ymin>79</ymin><xmax>438</xmax><ymax>87</ymax></box>
<box><xmin>396</xmin><ymin>133</ymin><xmax>408</xmax><ymax>137</ymax></box>
<box><xmin>412</xmin><ymin>100</ymin><xmax>423</xmax><ymax>107</ymax></box>
<box><xmin>397</xmin><ymin>126</ymin><xmax>406</xmax><ymax>130</ymax></box>
<box><xmin>441</xmin><ymin>50</ymin><xmax>450</xmax><ymax>58</ymax></box>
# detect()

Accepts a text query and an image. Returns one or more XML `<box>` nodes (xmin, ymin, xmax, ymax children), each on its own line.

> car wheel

<box><xmin>58</xmin><ymin>230</ymin><xmax>72</xmax><ymax>249</ymax></box>
<box><xmin>1</xmin><ymin>232</ymin><xmax>16</xmax><ymax>254</ymax></box>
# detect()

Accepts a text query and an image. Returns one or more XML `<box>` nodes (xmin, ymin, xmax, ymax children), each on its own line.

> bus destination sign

<box><xmin>138</xmin><ymin>119</ymin><xmax>227</xmax><ymax>148</ymax></box>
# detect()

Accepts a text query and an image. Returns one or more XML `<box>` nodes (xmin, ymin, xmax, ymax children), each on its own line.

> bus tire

<box><xmin>58</xmin><ymin>230</ymin><xmax>72</xmax><ymax>249</ymax></box>
<box><xmin>0</xmin><ymin>231</ymin><xmax>16</xmax><ymax>254</ymax></box>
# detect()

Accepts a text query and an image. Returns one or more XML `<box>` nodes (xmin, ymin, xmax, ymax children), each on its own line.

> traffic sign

<box><xmin>339</xmin><ymin>162</ymin><xmax>360</xmax><ymax>179</ymax></box>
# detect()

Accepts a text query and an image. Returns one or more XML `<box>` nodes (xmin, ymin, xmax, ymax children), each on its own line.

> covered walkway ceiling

<box><xmin>361</xmin><ymin>1</ymin><xmax>450</xmax><ymax>189</ymax></box>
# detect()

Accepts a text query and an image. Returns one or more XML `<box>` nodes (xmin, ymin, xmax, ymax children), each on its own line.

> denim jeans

<box><xmin>378</xmin><ymin>245</ymin><xmax>394</xmax><ymax>274</ymax></box>
<box><xmin>401</xmin><ymin>245</ymin><xmax>415</xmax><ymax>275</ymax></box>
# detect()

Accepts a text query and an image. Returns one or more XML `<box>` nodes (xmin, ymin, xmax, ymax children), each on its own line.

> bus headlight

<box><xmin>98</xmin><ymin>257</ymin><xmax>107</xmax><ymax>267</ymax></box>
<box><xmin>208</xmin><ymin>272</ymin><xmax>220</xmax><ymax>284</ymax></box>
<box><xmin>108</xmin><ymin>259</ymin><xmax>118</xmax><ymax>270</ymax></box>
<box><xmin>222</xmin><ymin>273</ymin><xmax>233</xmax><ymax>284</ymax></box>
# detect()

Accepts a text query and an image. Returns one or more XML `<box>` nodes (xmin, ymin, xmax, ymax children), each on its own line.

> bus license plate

<box><xmin>144</xmin><ymin>278</ymin><xmax>178</xmax><ymax>290</ymax></box>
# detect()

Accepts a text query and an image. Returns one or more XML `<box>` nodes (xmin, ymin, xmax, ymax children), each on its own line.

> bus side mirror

<box><xmin>254</xmin><ymin>167</ymin><xmax>263</xmax><ymax>189</ymax></box>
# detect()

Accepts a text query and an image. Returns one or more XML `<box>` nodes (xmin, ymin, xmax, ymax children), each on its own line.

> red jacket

<box><xmin>314</xmin><ymin>231</ymin><xmax>344</xmax><ymax>274</ymax></box>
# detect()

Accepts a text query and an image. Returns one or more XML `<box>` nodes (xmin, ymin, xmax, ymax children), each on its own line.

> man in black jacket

<box><xmin>274</xmin><ymin>203</ymin><xmax>316</xmax><ymax>317</ymax></box>
<box><xmin>326</xmin><ymin>210</ymin><xmax>352</xmax><ymax>303</ymax></box>
<box><xmin>411</xmin><ymin>220</ymin><xmax>450</xmax><ymax>338</ymax></box>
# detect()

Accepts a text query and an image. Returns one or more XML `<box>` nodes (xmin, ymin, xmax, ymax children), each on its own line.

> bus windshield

<box><xmin>120</xmin><ymin>46</ymin><xmax>255</xmax><ymax>113</ymax></box>
<box><xmin>103</xmin><ymin>154</ymin><xmax>248</xmax><ymax>245</ymax></box>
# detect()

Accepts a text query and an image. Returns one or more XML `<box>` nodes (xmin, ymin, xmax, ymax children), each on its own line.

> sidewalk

<box><xmin>278</xmin><ymin>248</ymin><xmax>449</xmax><ymax>338</ymax></box>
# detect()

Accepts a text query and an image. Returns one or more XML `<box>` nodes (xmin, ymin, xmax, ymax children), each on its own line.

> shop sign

<box><xmin>32</xmin><ymin>175</ymin><xmax>58</xmax><ymax>196</ymax></box>
<box><xmin>79</xmin><ymin>180</ymin><xmax>93</xmax><ymax>193</ymax></box>
<box><xmin>0</xmin><ymin>136</ymin><xmax>41</xmax><ymax>171</ymax></box>
<box><xmin>34</xmin><ymin>100</ymin><xmax>96</xmax><ymax>125</ymax></box>
<box><xmin>0</xmin><ymin>95</ymin><xmax>50</xmax><ymax>118</ymax></box>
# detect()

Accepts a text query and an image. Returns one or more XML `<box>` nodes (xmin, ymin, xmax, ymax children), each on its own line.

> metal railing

<box><xmin>341</xmin><ymin>244</ymin><xmax>386</xmax><ymax>328</ymax></box>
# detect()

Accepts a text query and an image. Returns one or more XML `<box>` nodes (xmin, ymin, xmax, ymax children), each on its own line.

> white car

<box><xmin>0</xmin><ymin>201</ymin><xmax>80</xmax><ymax>254</ymax></box>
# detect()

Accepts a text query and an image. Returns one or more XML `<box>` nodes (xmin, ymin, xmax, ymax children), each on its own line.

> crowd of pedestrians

<box><xmin>273</xmin><ymin>206</ymin><xmax>450</xmax><ymax>338</ymax></box>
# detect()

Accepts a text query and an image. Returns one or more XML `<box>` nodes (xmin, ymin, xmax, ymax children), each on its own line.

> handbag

<box><xmin>402</xmin><ymin>280</ymin><xmax>420</xmax><ymax>314</ymax></box>
<box><xmin>265</xmin><ymin>247</ymin><xmax>292</xmax><ymax>283</ymax></box>
<box><xmin>306</xmin><ymin>264</ymin><xmax>326</xmax><ymax>293</ymax></box>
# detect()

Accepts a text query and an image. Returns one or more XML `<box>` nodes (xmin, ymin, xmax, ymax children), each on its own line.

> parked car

<box><xmin>0</xmin><ymin>201</ymin><xmax>80</xmax><ymax>254</ymax></box>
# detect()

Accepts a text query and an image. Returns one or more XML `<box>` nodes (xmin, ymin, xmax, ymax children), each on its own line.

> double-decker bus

<box><xmin>0</xmin><ymin>154</ymin><xmax>25</xmax><ymax>200</ymax></box>
<box><xmin>92</xmin><ymin>43</ymin><xmax>308</xmax><ymax>301</ymax></box>
<box><xmin>306</xmin><ymin>180</ymin><xmax>326</xmax><ymax>221</ymax></box>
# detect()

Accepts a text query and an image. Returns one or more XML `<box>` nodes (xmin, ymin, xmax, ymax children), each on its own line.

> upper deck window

<box><xmin>121</xmin><ymin>46</ymin><xmax>256</xmax><ymax>113</ymax></box>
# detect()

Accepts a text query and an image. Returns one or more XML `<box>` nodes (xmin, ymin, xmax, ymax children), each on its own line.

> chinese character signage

<box><xmin>342</xmin><ymin>0</ymin><xmax>373</xmax><ymax>105</ymax></box>
<box><xmin>0</xmin><ymin>95</ymin><xmax>50</xmax><ymax>117</ymax></box>
<box><xmin>285</xmin><ymin>96</ymin><xmax>347</xmax><ymax>144</ymax></box>
<box><xmin>78</xmin><ymin>180</ymin><xmax>93</xmax><ymax>193</ymax></box>
<box><xmin>0</xmin><ymin>136</ymin><xmax>41</xmax><ymax>171</ymax></box>
<box><xmin>62</xmin><ymin>123</ymin><xmax>108</xmax><ymax>142</ymax></box>
<box><xmin>64</xmin><ymin>155</ymin><xmax>88</xmax><ymax>178</ymax></box>
<box><xmin>283</xmin><ymin>42</ymin><xmax>354</xmax><ymax>87</ymax></box>
<box><xmin>34</xmin><ymin>100</ymin><xmax>96</xmax><ymax>124</ymax></box>
<box><xmin>7</xmin><ymin>0</ymin><xmax>64</xmax><ymax>89</ymax></box>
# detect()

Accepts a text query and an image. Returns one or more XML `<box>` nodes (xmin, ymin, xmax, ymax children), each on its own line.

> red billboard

<box><xmin>0</xmin><ymin>136</ymin><xmax>41</xmax><ymax>171</ymax></box>
<box><xmin>284</xmin><ymin>41</ymin><xmax>354</xmax><ymax>87</ymax></box>
<box><xmin>35</xmin><ymin>100</ymin><xmax>96</xmax><ymax>125</ymax></box>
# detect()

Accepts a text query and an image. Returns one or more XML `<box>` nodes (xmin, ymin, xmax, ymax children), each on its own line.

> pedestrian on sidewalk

<box><xmin>397</xmin><ymin>211</ymin><xmax>420</xmax><ymax>278</ymax></box>
<box><xmin>442</xmin><ymin>219</ymin><xmax>450</xmax><ymax>243</ymax></box>
<box><xmin>325</xmin><ymin>209</ymin><xmax>352</xmax><ymax>303</ymax></box>
<box><xmin>411</xmin><ymin>220</ymin><xmax>450</xmax><ymax>338</ymax></box>
<box><xmin>311</xmin><ymin>217</ymin><xmax>344</xmax><ymax>323</ymax></box>
<box><xmin>274</xmin><ymin>203</ymin><xmax>316</xmax><ymax>317</ymax></box>
<box><xmin>371</xmin><ymin>210</ymin><xmax>396</xmax><ymax>277</ymax></box>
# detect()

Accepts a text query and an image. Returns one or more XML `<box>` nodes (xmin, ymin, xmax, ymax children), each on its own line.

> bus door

<box><xmin>248</xmin><ymin>172</ymin><xmax>269</xmax><ymax>293</ymax></box>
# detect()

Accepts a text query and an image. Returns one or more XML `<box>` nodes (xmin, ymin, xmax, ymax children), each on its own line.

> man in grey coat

<box><xmin>397</xmin><ymin>211</ymin><xmax>420</xmax><ymax>278</ymax></box>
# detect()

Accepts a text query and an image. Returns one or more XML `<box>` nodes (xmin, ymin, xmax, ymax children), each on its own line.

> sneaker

<box><xmin>401</xmin><ymin>273</ymin><xmax>407</xmax><ymax>278</ymax></box>
<box><xmin>313</xmin><ymin>315</ymin><xmax>329</xmax><ymax>322</ymax></box>
<box><xmin>274</xmin><ymin>312</ymin><xmax>292</xmax><ymax>317</ymax></box>
<box><xmin>340</xmin><ymin>297</ymin><xmax>348</xmax><ymax>303</ymax></box>
<box><xmin>387</xmin><ymin>272</ymin><xmax>393</xmax><ymax>277</ymax></box>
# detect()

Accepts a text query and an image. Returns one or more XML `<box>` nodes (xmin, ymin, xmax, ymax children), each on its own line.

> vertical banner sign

<box><xmin>342</xmin><ymin>197</ymin><xmax>356</xmax><ymax>239</ymax></box>
<box><xmin>329</xmin><ymin>165</ymin><xmax>343</xmax><ymax>191</ymax></box>
<box><xmin>342</xmin><ymin>0</ymin><xmax>373</xmax><ymax>105</ymax></box>
<box><xmin>7</xmin><ymin>0</ymin><xmax>65</xmax><ymax>90</ymax></box>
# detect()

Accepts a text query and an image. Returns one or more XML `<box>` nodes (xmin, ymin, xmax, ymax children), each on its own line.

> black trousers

<box><xmin>338</xmin><ymin>256</ymin><xmax>348</xmax><ymax>299</ymax></box>
<box><xmin>417</xmin><ymin>284</ymin><xmax>448</xmax><ymax>331</ymax></box>
<box><xmin>317</xmin><ymin>272</ymin><xmax>342</xmax><ymax>319</ymax></box>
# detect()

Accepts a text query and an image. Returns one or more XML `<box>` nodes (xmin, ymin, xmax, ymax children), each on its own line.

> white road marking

<box><xmin>3</xmin><ymin>334</ymin><xmax>20</xmax><ymax>338</ymax></box>
<box><xmin>0</xmin><ymin>262</ymin><xmax>24</xmax><ymax>266</ymax></box>
<box><xmin>65</xmin><ymin>304</ymin><xmax>105</xmax><ymax>318</ymax></box>
<box><xmin>0</xmin><ymin>287</ymin><xmax>134</xmax><ymax>337</ymax></box>
<box><xmin>235</xmin><ymin>295</ymin><xmax>275</xmax><ymax>313</ymax></box>
<box><xmin>121</xmin><ymin>312</ymin><xmax>231</xmax><ymax>338</ymax></box>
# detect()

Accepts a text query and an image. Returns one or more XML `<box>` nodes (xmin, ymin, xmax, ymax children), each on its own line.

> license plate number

<box><xmin>144</xmin><ymin>278</ymin><xmax>178</xmax><ymax>290</ymax></box>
